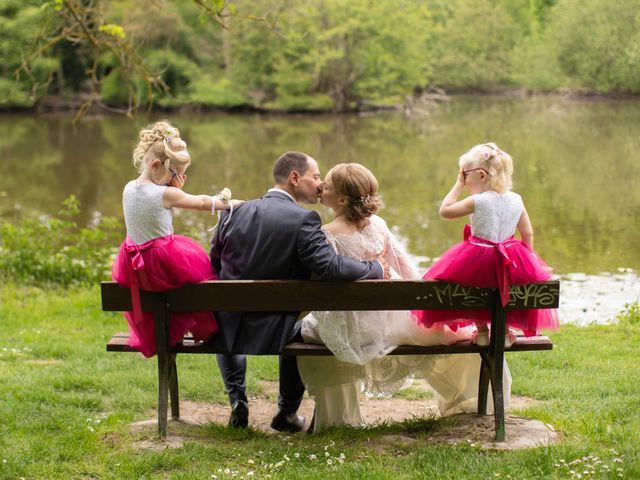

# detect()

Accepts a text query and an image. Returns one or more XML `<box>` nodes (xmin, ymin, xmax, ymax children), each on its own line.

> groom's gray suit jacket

<box><xmin>209</xmin><ymin>190</ymin><xmax>383</xmax><ymax>354</ymax></box>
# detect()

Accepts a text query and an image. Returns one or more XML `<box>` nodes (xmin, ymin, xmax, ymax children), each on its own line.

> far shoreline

<box><xmin>2</xmin><ymin>88</ymin><xmax>640</xmax><ymax>118</ymax></box>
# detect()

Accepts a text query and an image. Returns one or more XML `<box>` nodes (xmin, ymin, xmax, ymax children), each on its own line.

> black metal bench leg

<box><xmin>477</xmin><ymin>352</ymin><xmax>491</xmax><ymax>415</ymax></box>
<box><xmin>492</xmin><ymin>351</ymin><xmax>505</xmax><ymax>442</ymax></box>
<box><xmin>169</xmin><ymin>353</ymin><xmax>180</xmax><ymax>420</ymax></box>
<box><xmin>154</xmin><ymin>295</ymin><xmax>171</xmax><ymax>438</ymax></box>
<box><xmin>156</xmin><ymin>350</ymin><xmax>170</xmax><ymax>438</ymax></box>
<box><xmin>490</xmin><ymin>290</ymin><xmax>507</xmax><ymax>442</ymax></box>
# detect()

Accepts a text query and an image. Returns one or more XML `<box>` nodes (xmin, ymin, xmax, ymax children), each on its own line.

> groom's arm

<box><xmin>297</xmin><ymin>211</ymin><xmax>383</xmax><ymax>280</ymax></box>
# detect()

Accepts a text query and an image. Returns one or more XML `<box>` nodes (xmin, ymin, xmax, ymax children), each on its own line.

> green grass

<box><xmin>0</xmin><ymin>285</ymin><xmax>638</xmax><ymax>479</ymax></box>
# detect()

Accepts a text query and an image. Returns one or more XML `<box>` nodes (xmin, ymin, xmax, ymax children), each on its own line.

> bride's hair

<box><xmin>132</xmin><ymin>120</ymin><xmax>190</xmax><ymax>173</ymax></box>
<box><xmin>328</xmin><ymin>163</ymin><xmax>382</xmax><ymax>229</ymax></box>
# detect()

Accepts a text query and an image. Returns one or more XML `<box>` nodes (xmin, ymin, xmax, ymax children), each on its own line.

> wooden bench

<box><xmin>102</xmin><ymin>279</ymin><xmax>558</xmax><ymax>441</ymax></box>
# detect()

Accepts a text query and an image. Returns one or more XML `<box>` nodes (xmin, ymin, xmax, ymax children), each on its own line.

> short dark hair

<box><xmin>273</xmin><ymin>151</ymin><xmax>310</xmax><ymax>184</ymax></box>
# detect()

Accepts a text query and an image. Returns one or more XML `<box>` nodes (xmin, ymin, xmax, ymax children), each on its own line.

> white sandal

<box><xmin>473</xmin><ymin>330</ymin><xmax>490</xmax><ymax>347</ymax></box>
<box><xmin>472</xmin><ymin>330</ymin><xmax>517</xmax><ymax>348</ymax></box>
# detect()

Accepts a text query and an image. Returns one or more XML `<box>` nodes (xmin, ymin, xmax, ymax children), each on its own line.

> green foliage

<box><xmin>0</xmin><ymin>1</ymin><xmax>58</xmax><ymax>104</ymax></box>
<box><xmin>549</xmin><ymin>0</ymin><xmax>640</xmax><ymax>93</ymax></box>
<box><xmin>616</xmin><ymin>302</ymin><xmax>640</xmax><ymax>327</ymax></box>
<box><xmin>1</xmin><ymin>0</ymin><xmax>640</xmax><ymax>111</ymax></box>
<box><xmin>0</xmin><ymin>78</ymin><xmax>34</xmax><ymax>107</ymax></box>
<box><xmin>98</xmin><ymin>23</ymin><xmax>126</xmax><ymax>39</ymax></box>
<box><xmin>429</xmin><ymin>0</ymin><xmax>519</xmax><ymax>89</ymax></box>
<box><xmin>190</xmin><ymin>74</ymin><xmax>249</xmax><ymax>107</ymax></box>
<box><xmin>99</xmin><ymin>68</ymin><xmax>134</xmax><ymax>105</ymax></box>
<box><xmin>509</xmin><ymin>29</ymin><xmax>567</xmax><ymax>91</ymax></box>
<box><xmin>268</xmin><ymin>0</ymin><xmax>432</xmax><ymax>110</ymax></box>
<box><xmin>0</xmin><ymin>196</ymin><xmax>121</xmax><ymax>286</ymax></box>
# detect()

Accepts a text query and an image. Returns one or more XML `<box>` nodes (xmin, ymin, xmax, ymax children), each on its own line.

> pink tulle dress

<box><xmin>413</xmin><ymin>191</ymin><xmax>559</xmax><ymax>336</ymax></box>
<box><xmin>111</xmin><ymin>180</ymin><xmax>218</xmax><ymax>357</ymax></box>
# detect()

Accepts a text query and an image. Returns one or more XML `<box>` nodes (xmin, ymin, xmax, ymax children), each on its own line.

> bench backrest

<box><xmin>101</xmin><ymin>280</ymin><xmax>560</xmax><ymax>312</ymax></box>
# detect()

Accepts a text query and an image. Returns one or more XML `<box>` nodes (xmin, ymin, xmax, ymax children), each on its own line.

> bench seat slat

<box><xmin>106</xmin><ymin>334</ymin><xmax>552</xmax><ymax>355</ymax></box>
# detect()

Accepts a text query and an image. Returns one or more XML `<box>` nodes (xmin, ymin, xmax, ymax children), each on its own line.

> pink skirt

<box><xmin>112</xmin><ymin>234</ymin><xmax>218</xmax><ymax>357</ymax></box>
<box><xmin>413</xmin><ymin>226</ymin><xmax>559</xmax><ymax>336</ymax></box>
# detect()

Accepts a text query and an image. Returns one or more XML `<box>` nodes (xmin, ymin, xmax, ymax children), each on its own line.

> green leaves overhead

<box><xmin>1</xmin><ymin>0</ymin><xmax>638</xmax><ymax>114</ymax></box>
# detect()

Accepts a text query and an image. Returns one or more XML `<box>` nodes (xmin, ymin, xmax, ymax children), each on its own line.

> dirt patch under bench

<box><xmin>130</xmin><ymin>379</ymin><xmax>558</xmax><ymax>451</ymax></box>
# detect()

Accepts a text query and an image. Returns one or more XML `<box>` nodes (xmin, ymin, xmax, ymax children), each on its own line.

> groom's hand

<box><xmin>376</xmin><ymin>256</ymin><xmax>391</xmax><ymax>279</ymax></box>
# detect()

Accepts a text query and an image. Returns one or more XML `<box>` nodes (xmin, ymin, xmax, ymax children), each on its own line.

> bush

<box><xmin>616</xmin><ymin>302</ymin><xmax>640</xmax><ymax>327</ymax></box>
<box><xmin>0</xmin><ymin>196</ymin><xmax>122</xmax><ymax>287</ymax></box>
<box><xmin>0</xmin><ymin>78</ymin><xmax>34</xmax><ymax>107</ymax></box>
<box><xmin>549</xmin><ymin>0</ymin><xmax>640</xmax><ymax>93</ymax></box>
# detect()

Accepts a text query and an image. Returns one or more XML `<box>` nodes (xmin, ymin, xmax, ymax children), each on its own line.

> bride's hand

<box><xmin>376</xmin><ymin>255</ymin><xmax>391</xmax><ymax>279</ymax></box>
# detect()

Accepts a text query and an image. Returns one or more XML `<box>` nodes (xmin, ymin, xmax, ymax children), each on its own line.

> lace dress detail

<box><xmin>471</xmin><ymin>190</ymin><xmax>524</xmax><ymax>242</ymax></box>
<box><xmin>123</xmin><ymin>180</ymin><xmax>174</xmax><ymax>244</ymax></box>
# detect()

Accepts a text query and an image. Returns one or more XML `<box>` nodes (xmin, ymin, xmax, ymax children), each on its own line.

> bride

<box><xmin>298</xmin><ymin>163</ymin><xmax>511</xmax><ymax>431</ymax></box>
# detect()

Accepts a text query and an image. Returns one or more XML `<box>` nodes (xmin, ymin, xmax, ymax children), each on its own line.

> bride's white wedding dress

<box><xmin>298</xmin><ymin>215</ymin><xmax>511</xmax><ymax>430</ymax></box>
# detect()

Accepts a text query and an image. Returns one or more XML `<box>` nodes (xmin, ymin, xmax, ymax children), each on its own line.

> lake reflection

<box><xmin>1</xmin><ymin>97</ymin><xmax>639</xmax><ymax>276</ymax></box>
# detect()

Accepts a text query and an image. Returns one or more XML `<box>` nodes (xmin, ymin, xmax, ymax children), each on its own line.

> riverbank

<box><xmin>3</xmin><ymin>87</ymin><xmax>640</xmax><ymax>117</ymax></box>
<box><xmin>0</xmin><ymin>284</ymin><xmax>638</xmax><ymax>479</ymax></box>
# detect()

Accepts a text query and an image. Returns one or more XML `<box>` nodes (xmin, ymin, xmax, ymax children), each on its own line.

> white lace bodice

<box><xmin>325</xmin><ymin>215</ymin><xmax>418</xmax><ymax>280</ymax></box>
<box><xmin>122</xmin><ymin>180</ymin><xmax>174</xmax><ymax>245</ymax></box>
<box><xmin>471</xmin><ymin>191</ymin><xmax>524</xmax><ymax>242</ymax></box>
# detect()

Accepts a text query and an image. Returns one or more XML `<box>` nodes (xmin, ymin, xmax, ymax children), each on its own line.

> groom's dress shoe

<box><xmin>270</xmin><ymin>411</ymin><xmax>305</xmax><ymax>433</ymax></box>
<box><xmin>228</xmin><ymin>400</ymin><xmax>249</xmax><ymax>428</ymax></box>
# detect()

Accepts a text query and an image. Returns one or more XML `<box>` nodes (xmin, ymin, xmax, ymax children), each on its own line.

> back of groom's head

<box><xmin>273</xmin><ymin>151</ymin><xmax>310</xmax><ymax>184</ymax></box>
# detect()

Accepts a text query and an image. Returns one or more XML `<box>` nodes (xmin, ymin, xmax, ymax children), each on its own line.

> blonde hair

<box><xmin>132</xmin><ymin>120</ymin><xmax>190</xmax><ymax>173</ymax></box>
<box><xmin>459</xmin><ymin>142</ymin><xmax>513</xmax><ymax>193</ymax></box>
<box><xmin>328</xmin><ymin>163</ymin><xmax>382</xmax><ymax>229</ymax></box>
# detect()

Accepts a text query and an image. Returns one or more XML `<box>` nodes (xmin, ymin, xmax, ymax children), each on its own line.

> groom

<box><xmin>209</xmin><ymin>151</ymin><xmax>385</xmax><ymax>432</ymax></box>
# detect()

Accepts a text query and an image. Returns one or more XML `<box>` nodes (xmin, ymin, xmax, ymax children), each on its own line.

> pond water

<box><xmin>1</xmin><ymin>97</ymin><xmax>638</xmax><ymax>323</ymax></box>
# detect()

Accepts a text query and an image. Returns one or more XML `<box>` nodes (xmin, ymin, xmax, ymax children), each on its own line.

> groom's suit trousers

<box><xmin>216</xmin><ymin>341</ymin><xmax>305</xmax><ymax>414</ymax></box>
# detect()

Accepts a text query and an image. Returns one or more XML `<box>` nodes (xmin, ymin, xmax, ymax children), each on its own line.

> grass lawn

<box><xmin>0</xmin><ymin>285</ymin><xmax>638</xmax><ymax>479</ymax></box>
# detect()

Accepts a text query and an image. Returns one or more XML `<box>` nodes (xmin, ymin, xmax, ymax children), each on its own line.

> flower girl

<box><xmin>112</xmin><ymin>120</ymin><xmax>239</xmax><ymax>357</ymax></box>
<box><xmin>413</xmin><ymin>143</ymin><xmax>559</xmax><ymax>345</ymax></box>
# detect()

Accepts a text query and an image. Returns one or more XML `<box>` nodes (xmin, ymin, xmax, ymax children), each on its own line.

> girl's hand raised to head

<box><xmin>170</xmin><ymin>172</ymin><xmax>186</xmax><ymax>190</ymax></box>
<box><xmin>455</xmin><ymin>168</ymin><xmax>465</xmax><ymax>187</ymax></box>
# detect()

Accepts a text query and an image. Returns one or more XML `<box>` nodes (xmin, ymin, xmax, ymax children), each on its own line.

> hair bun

<box><xmin>348</xmin><ymin>193</ymin><xmax>382</xmax><ymax>224</ymax></box>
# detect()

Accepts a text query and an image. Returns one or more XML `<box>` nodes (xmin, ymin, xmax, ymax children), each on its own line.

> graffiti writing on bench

<box><xmin>508</xmin><ymin>284</ymin><xmax>559</xmax><ymax>308</ymax></box>
<box><xmin>431</xmin><ymin>283</ymin><xmax>489</xmax><ymax>308</ymax></box>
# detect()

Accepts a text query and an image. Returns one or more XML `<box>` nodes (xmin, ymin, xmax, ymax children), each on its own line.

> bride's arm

<box><xmin>376</xmin><ymin>217</ymin><xmax>419</xmax><ymax>280</ymax></box>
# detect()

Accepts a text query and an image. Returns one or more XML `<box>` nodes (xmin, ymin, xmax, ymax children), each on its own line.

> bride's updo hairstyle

<box><xmin>459</xmin><ymin>142</ymin><xmax>513</xmax><ymax>193</ymax></box>
<box><xmin>132</xmin><ymin>120</ymin><xmax>191</xmax><ymax>173</ymax></box>
<box><xmin>329</xmin><ymin>163</ymin><xmax>382</xmax><ymax>229</ymax></box>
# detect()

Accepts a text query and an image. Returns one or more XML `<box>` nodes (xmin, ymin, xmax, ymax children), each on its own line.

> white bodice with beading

<box><xmin>123</xmin><ymin>180</ymin><xmax>173</xmax><ymax>245</ymax></box>
<box><xmin>471</xmin><ymin>190</ymin><xmax>524</xmax><ymax>242</ymax></box>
